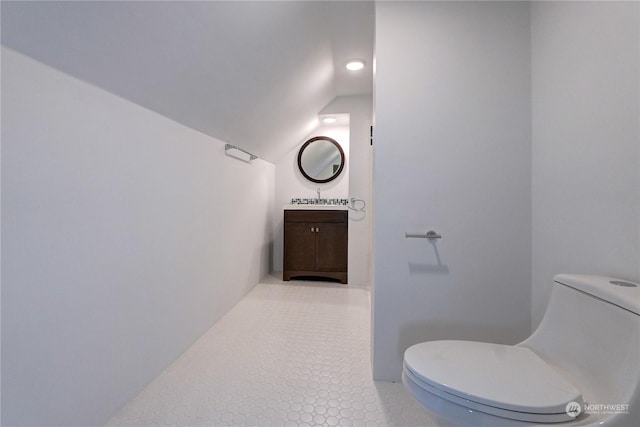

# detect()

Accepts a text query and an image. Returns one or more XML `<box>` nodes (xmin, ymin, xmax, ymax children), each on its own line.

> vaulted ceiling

<box><xmin>1</xmin><ymin>1</ymin><xmax>374</xmax><ymax>163</ymax></box>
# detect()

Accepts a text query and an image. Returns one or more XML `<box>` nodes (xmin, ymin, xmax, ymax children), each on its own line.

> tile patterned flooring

<box><xmin>107</xmin><ymin>276</ymin><xmax>436</xmax><ymax>427</ymax></box>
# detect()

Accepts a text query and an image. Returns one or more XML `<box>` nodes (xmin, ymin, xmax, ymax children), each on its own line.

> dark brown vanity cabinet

<box><xmin>283</xmin><ymin>210</ymin><xmax>348</xmax><ymax>284</ymax></box>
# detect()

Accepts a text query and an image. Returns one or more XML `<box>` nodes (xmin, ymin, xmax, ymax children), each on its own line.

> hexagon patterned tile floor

<box><xmin>107</xmin><ymin>276</ymin><xmax>435</xmax><ymax>427</ymax></box>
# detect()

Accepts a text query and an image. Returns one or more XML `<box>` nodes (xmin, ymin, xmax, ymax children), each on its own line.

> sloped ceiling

<box><xmin>1</xmin><ymin>1</ymin><xmax>374</xmax><ymax>163</ymax></box>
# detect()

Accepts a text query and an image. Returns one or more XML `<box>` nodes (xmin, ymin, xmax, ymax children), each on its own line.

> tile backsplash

<box><xmin>291</xmin><ymin>198</ymin><xmax>350</xmax><ymax>206</ymax></box>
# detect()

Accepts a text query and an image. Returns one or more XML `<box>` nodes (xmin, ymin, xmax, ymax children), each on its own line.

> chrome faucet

<box><xmin>316</xmin><ymin>187</ymin><xmax>321</xmax><ymax>202</ymax></box>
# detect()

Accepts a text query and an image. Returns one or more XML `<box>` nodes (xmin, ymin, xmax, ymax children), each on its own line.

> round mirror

<box><xmin>297</xmin><ymin>136</ymin><xmax>345</xmax><ymax>183</ymax></box>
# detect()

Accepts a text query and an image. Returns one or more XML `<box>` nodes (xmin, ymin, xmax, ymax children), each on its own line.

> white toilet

<box><xmin>403</xmin><ymin>274</ymin><xmax>640</xmax><ymax>426</ymax></box>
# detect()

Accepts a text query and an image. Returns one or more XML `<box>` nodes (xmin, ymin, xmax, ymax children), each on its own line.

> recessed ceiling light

<box><xmin>346</xmin><ymin>59</ymin><xmax>365</xmax><ymax>71</ymax></box>
<box><xmin>322</xmin><ymin>117</ymin><xmax>337</xmax><ymax>124</ymax></box>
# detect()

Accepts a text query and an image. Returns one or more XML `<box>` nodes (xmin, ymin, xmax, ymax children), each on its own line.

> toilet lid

<box><xmin>404</xmin><ymin>340</ymin><xmax>582</xmax><ymax>415</ymax></box>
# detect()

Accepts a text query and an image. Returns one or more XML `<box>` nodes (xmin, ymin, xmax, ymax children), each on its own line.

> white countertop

<box><xmin>283</xmin><ymin>204</ymin><xmax>348</xmax><ymax>210</ymax></box>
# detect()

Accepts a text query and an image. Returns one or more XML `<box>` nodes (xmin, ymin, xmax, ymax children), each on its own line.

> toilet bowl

<box><xmin>403</xmin><ymin>274</ymin><xmax>640</xmax><ymax>426</ymax></box>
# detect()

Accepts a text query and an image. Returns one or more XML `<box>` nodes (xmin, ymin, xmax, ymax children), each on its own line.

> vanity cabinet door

<box><xmin>315</xmin><ymin>222</ymin><xmax>348</xmax><ymax>272</ymax></box>
<box><xmin>283</xmin><ymin>222</ymin><xmax>316</xmax><ymax>272</ymax></box>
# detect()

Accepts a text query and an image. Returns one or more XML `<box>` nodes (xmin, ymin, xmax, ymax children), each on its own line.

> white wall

<box><xmin>273</xmin><ymin>95</ymin><xmax>373</xmax><ymax>286</ymax></box>
<box><xmin>373</xmin><ymin>1</ymin><xmax>532</xmax><ymax>381</ymax></box>
<box><xmin>531</xmin><ymin>1</ymin><xmax>640</xmax><ymax>327</ymax></box>
<box><xmin>1</xmin><ymin>48</ymin><xmax>275</xmax><ymax>426</ymax></box>
<box><xmin>321</xmin><ymin>96</ymin><xmax>373</xmax><ymax>286</ymax></box>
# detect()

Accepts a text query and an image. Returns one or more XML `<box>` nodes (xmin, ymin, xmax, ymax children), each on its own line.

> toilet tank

<box><xmin>520</xmin><ymin>274</ymin><xmax>640</xmax><ymax>425</ymax></box>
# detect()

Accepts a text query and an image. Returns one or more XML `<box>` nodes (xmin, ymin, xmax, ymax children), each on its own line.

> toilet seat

<box><xmin>404</xmin><ymin>340</ymin><xmax>583</xmax><ymax>423</ymax></box>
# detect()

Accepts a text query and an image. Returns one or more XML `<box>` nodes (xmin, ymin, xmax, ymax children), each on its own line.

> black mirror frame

<box><xmin>297</xmin><ymin>136</ymin><xmax>345</xmax><ymax>184</ymax></box>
